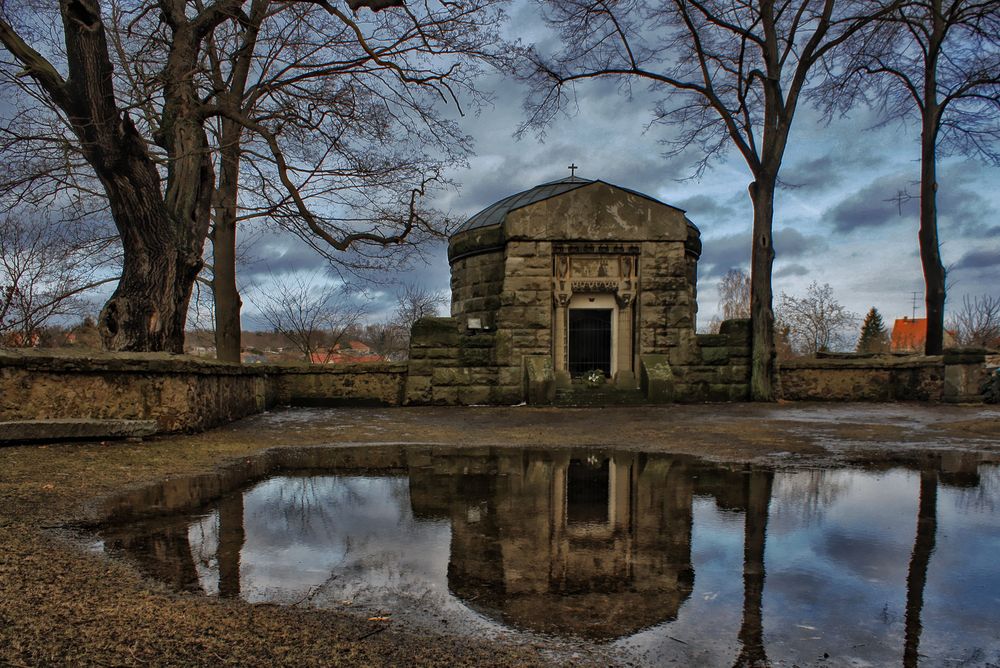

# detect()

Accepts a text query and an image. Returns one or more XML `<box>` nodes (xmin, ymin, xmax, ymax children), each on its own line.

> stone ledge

<box><xmin>0</xmin><ymin>348</ymin><xmax>261</xmax><ymax>376</ymax></box>
<box><xmin>0</xmin><ymin>419</ymin><xmax>158</xmax><ymax>443</ymax></box>
<box><xmin>779</xmin><ymin>355</ymin><xmax>944</xmax><ymax>370</ymax></box>
<box><xmin>266</xmin><ymin>362</ymin><xmax>408</xmax><ymax>375</ymax></box>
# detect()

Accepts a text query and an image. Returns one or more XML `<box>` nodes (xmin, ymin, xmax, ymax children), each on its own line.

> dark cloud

<box><xmin>698</xmin><ymin>232</ymin><xmax>751</xmax><ymax>279</ymax></box>
<box><xmin>779</xmin><ymin>126</ymin><xmax>890</xmax><ymax>195</ymax></box>
<box><xmin>698</xmin><ymin>226</ymin><xmax>825</xmax><ymax>280</ymax></box>
<box><xmin>674</xmin><ymin>194</ymin><xmax>740</xmax><ymax>222</ymax></box>
<box><xmin>935</xmin><ymin>165</ymin><xmax>1000</xmax><ymax>238</ymax></box>
<box><xmin>781</xmin><ymin>155</ymin><xmax>840</xmax><ymax>193</ymax></box>
<box><xmin>824</xmin><ymin>172</ymin><xmax>918</xmax><ymax>232</ymax></box>
<box><xmin>774</xmin><ymin>227</ymin><xmax>827</xmax><ymax>256</ymax></box>
<box><xmin>241</xmin><ymin>235</ymin><xmax>333</xmax><ymax>280</ymax></box>
<box><xmin>953</xmin><ymin>248</ymin><xmax>1000</xmax><ymax>271</ymax></box>
<box><xmin>775</xmin><ymin>263</ymin><xmax>810</xmax><ymax>278</ymax></box>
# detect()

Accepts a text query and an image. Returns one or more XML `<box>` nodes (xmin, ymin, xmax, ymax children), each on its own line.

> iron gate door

<box><xmin>568</xmin><ymin>309</ymin><xmax>612</xmax><ymax>377</ymax></box>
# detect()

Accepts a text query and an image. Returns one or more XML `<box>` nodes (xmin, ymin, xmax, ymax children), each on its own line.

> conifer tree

<box><xmin>857</xmin><ymin>307</ymin><xmax>889</xmax><ymax>353</ymax></box>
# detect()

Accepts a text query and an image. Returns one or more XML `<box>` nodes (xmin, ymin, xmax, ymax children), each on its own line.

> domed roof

<box><xmin>453</xmin><ymin>175</ymin><xmax>696</xmax><ymax>236</ymax></box>
<box><xmin>454</xmin><ymin>176</ymin><xmax>595</xmax><ymax>235</ymax></box>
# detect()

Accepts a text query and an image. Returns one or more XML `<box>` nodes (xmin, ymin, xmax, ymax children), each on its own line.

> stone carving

<box><xmin>620</xmin><ymin>256</ymin><xmax>632</xmax><ymax>278</ymax></box>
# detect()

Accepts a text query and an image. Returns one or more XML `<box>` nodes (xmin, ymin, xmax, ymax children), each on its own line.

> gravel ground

<box><xmin>2</xmin><ymin>402</ymin><xmax>998</xmax><ymax>666</ymax></box>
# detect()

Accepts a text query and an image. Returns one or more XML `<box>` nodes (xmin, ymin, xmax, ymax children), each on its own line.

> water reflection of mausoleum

<box><xmin>408</xmin><ymin>450</ymin><xmax>771</xmax><ymax>640</ymax></box>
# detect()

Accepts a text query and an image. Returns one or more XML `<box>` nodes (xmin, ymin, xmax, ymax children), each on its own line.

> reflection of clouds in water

<box><xmin>160</xmin><ymin>458</ymin><xmax>1000</xmax><ymax>667</ymax></box>
<box><xmin>188</xmin><ymin>475</ymin><xmax>509</xmax><ymax>637</ymax></box>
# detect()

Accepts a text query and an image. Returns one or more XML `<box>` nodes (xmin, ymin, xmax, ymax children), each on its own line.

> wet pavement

<box><xmin>2</xmin><ymin>403</ymin><xmax>1000</xmax><ymax>666</ymax></box>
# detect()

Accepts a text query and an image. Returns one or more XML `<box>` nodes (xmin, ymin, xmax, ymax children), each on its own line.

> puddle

<box><xmin>95</xmin><ymin>446</ymin><xmax>1000</xmax><ymax>666</ymax></box>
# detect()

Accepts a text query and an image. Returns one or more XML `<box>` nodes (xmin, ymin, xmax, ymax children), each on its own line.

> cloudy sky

<box><xmin>239</xmin><ymin>1</ymin><xmax>1000</xmax><ymax>332</ymax></box>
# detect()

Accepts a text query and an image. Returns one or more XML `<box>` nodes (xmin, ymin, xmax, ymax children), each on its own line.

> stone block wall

<box><xmin>777</xmin><ymin>356</ymin><xmax>945</xmax><ymax>401</ymax></box>
<box><xmin>274</xmin><ymin>363</ymin><xmax>408</xmax><ymax>407</ymax></box>
<box><xmin>449</xmin><ymin>247</ymin><xmax>505</xmax><ymax>327</ymax></box>
<box><xmin>0</xmin><ymin>349</ymin><xmax>272</xmax><ymax>433</ymax></box>
<box><xmin>670</xmin><ymin>319</ymin><xmax>752</xmax><ymax>401</ymax></box>
<box><xmin>638</xmin><ymin>242</ymin><xmax>700</xmax><ymax>369</ymax></box>
<box><xmin>494</xmin><ymin>240</ymin><xmax>553</xmax><ymax>400</ymax></box>
<box><xmin>404</xmin><ymin>317</ymin><xmax>518</xmax><ymax>405</ymax></box>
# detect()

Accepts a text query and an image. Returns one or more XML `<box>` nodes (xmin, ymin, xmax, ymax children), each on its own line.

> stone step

<box><xmin>0</xmin><ymin>419</ymin><xmax>158</xmax><ymax>444</ymax></box>
<box><xmin>554</xmin><ymin>383</ymin><xmax>648</xmax><ymax>407</ymax></box>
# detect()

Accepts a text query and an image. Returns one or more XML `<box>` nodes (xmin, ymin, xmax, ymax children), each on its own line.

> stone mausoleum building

<box><xmin>404</xmin><ymin>175</ymin><xmax>753</xmax><ymax>405</ymax></box>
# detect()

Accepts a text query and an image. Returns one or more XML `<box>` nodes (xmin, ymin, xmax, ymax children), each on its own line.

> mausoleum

<box><xmin>404</xmin><ymin>175</ymin><xmax>753</xmax><ymax>405</ymax></box>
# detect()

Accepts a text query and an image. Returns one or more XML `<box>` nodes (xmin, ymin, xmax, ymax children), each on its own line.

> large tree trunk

<box><xmin>920</xmin><ymin>7</ymin><xmax>946</xmax><ymax>356</ymax></box>
<box><xmin>99</xmin><ymin>173</ymin><xmax>203</xmax><ymax>352</ymax></box>
<box><xmin>919</xmin><ymin>143</ymin><xmax>945</xmax><ymax>356</ymax></box>
<box><xmin>48</xmin><ymin>0</ymin><xmax>205</xmax><ymax>351</ymax></box>
<box><xmin>748</xmin><ymin>177</ymin><xmax>777</xmax><ymax>401</ymax></box>
<box><xmin>212</xmin><ymin>118</ymin><xmax>244</xmax><ymax>363</ymax></box>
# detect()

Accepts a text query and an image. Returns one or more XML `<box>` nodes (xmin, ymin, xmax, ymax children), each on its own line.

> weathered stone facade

<box><xmin>0</xmin><ymin>349</ymin><xmax>407</xmax><ymax>438</ymax></box>
<box><xmin>411</xmin><ymin>176</ymin><xmax>752</xmax><ymax>404</ymax></box>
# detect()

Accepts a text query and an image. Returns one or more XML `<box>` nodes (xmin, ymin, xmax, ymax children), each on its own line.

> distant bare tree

<box><xmin>394</xmin><ymin>284</ymin><xmax>449</xmax><ymax>333</ymax></box>
<box><xmin>364</xmin><ymin>321</ymin><xmax>408</xmax><ymax>361</ymax></box>
<box><xmin>248</xmin><ymin>273</ymin><xmax>369</xmax><ymax>363</ymax></box>
<box><xmin>719</xmin><ymin>269</ymin><xmax>751</xmax><ymax>321</ymax></box>
<box><xmin>949</xmin><ymin>295</ymin><xmax>1000</xmax><ymax>348</ymax></box>
<box><xmin>1</xmin><ymin>213</ymin><xmax>118</xmax><ymax>346</ymax></box>
<box><xmin>364</xmin><ymin>284</ymin><xmax>448</xmax><ymax>360</ymax></box>
<box><xmin>776</xmin><ymin>282</ymin><xmax>858</xmax><ymax>355</ymax></box>
<box><xmin>522</xmin><ymin>0</ymin><xmax>903</xmax><ymax>399</ymax></box>
<box><xmin>822</xmin><ymin>0</ymin><xmax>1000</xmax><ymax>355</ymax></box>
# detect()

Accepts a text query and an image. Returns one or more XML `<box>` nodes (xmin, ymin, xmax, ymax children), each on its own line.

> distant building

<box><xmin>890</xmin><ymin>317</ymin><xmax>955</xmax><ymax>353</ymax></box>
<box><xmin>310</xmin><ymin>340</ymin><xmax>383</xmax><ymax>364</ymax></box>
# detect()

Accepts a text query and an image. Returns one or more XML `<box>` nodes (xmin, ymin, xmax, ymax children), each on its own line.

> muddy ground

<box><xmin>1</xmin><ymin>402</ymin><xmax>998</xmax><ymax>666</ymax></box>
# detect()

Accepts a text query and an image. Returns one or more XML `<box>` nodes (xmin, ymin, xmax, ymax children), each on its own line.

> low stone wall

<box><xmin>0</xmin><ymin>349</ymin><xmax>272</xmax><ymax>433</ymax></box>
<box><xmin>778</xmin><ymin>355</ymin><xmax>945</xmax><ymax>401</ymax></box>
<box><xmin>0</xmin><ymin>350</ymin><xmax>409</xmax><ymax>435</ymax></box>
<box><xmin>274</xmin><ymin>362</ymin><xmax>408</xmax><ymax>407</ymax></box>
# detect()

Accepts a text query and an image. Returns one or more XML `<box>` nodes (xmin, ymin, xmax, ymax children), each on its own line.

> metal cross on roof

<box><xmin>568</xmin><ymin>163</ymin><xmax>578</xmax><ymax>177</ymax></box>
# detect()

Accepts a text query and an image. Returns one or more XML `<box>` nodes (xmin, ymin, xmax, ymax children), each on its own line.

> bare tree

<box><xmin>0</xmin><ymin>213</ymin><xmax>118</xmax><ymax>346</ymax></box>
<box><xmin>364</xmin><ymin>284</ymin><xmax>447</xmax><ymax>359</ymax></box>
<box><xmin>247</xmin><ymin>272</ymin><xmax>369</xmax><ymax>363</ymax></box>
<box><xmin>522</xmin><ymin>0</ymin><xmax>901</xmax><ymax>399</ymax></box>
<box><xmin>823</xmin><ymin>0</ymin><xmax>1000</xmax><ymax>355</ymax></box>
<box><xmin>364</xmin><ymin>321</ymin><xmax>408</xmax><ymax>361</ymax></box>
<box><xmin>718</xmin><ymin>269</ymin><xmax>751</xmax><ymax>321</ymax></box>
<box><xmin>0</xmin><ymin>0</ymin><xmax>506</xmax><ymax>354</ymax></box>
<box><xmin>776</xmin><ymin>281</ymin><xmax>858</xmax><ymax>355</ymax></box>
<box><xmin>948</xmin><ymin>294</ymin><xmax>1000</xmax><ymax>348</ymax></box>
<box><xmin>394</xmin><ymin>284</ymin><xmax>448</xmax><ymax>332</ymax></box>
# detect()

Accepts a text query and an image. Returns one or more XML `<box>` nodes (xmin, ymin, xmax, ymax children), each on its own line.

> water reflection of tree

<box><xmin>904</xmin><ymin>469</ymin><xmax>937</xmax><ymax>668</ymax></box>
<box><xmin>217</xmin><ymin>492</ymin><xmax>245</xmax><ymax>599</ymax></box>
<box><xmin>771</xmin><ymin>469</ymin><xmax>847</xmax><ymax>526</ymax></box>
<box><xmin>956</xmin><ymin>465</ymin><xmax>999</xmax><ymax>513</ymax></box>
<box><xmin>733</xmin><ymin>468</ymin><xmax>773</xmax><ymax>668</ymax></box>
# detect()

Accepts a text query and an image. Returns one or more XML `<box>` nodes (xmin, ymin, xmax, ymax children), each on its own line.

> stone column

<box><xmin>614</xmin><ymin>296</ymin><xmax>636</xmax><ymax>388</ymax></box>
<box><xmin>553</xmin><ymin>293</ymin><xmax>571</xmax><ymax>387</ymax></box>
